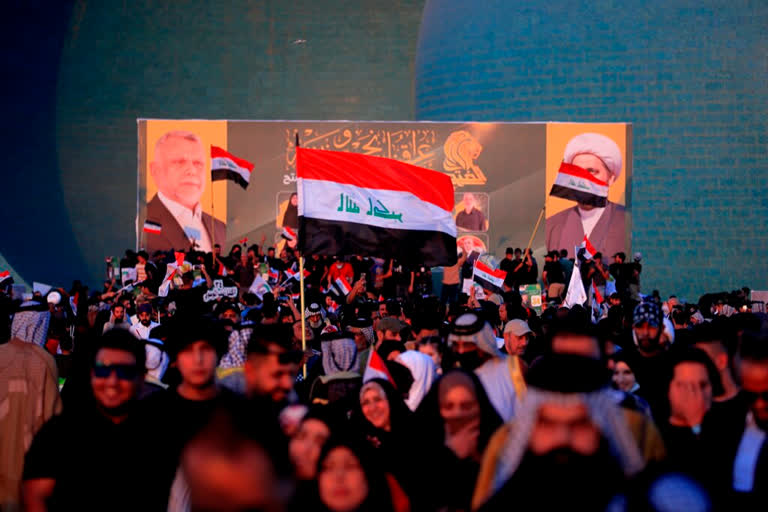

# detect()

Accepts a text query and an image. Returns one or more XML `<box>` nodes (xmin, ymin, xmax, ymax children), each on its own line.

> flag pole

<box><xmin>296</xmin><ymin>132</ymin><xmax>307</xmax><ymax>379</ymax></box>
<box><xmin>523</xmin><ymin>206</ymin><xmax>546</xmax><ymax>257</ymax></box>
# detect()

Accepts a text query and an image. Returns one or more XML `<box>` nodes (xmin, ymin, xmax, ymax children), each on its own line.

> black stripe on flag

<box><xmin>549</xmin><ymin>184</ymin><xmax>607</xmax><ymax>207</ymax></box>
<box><xmin>212</xmin><ymin>168</ymin><xmax>249</xmax><ymax>189</ymax></box>
<box><xmin>299</xmin><ymin>217</ymin><xmax>457</xmax><ymax>267</ymax></box>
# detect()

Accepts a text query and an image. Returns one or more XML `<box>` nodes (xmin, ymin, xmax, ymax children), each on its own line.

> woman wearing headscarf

<box><xmin>609</xmin><ymin>350</ymin><xmax>653</xmax><ymax>417</ymax></box>
<box><xmin>395</xmin><ymin>350</ymin><xmax>437</xmax><ymax>411</ymax></box>
<box><xmin>354</xmin><ymin>379</ymin><xmax>419</xmax><ymax>503</ymax></box>
<box><xmin>414</xmin><ymin>369</ymin><xmax>502</xmax><ymax>511</ymax></box>
<box><xmin>312</xmin><ymin>436</ymin><xmax>403</xmax><ymax>512</ymax></box>
<box><xmin>281</xmin><ymin>192</ymin><xmax>299</xmax><ymax>230</ymax></box>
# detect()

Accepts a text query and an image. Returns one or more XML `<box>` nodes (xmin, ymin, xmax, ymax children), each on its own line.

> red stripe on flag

<box><xmin>557</xmin><ymin>162</ymin><xmax>609</xmax><ymax>186</ymax></box>
<box><xmin>296</xmin><ymin>147</ymin><xmax>454</xmax><ymax>212</ymax></box>
<box><xmin>583</xmin><ymin>236</ymin><xmax>598</xmax><ymax>257</ymax></box>
<box><xmin>0</xmin><ymin>271</ymin><xmax>10</xmax><ymax>279</ymax></box>
<box><xmin>368</xmin><ymin>350</ymin><xmax>396</xmax><ymax>386</ymax></box>
<box><xmin>474</xmin><ymin>260</ymin><xmax>507</xmax><ymax>280</ymax></box>
<box><xmin>174</xmin><ymin>252</ymin><xmax>185</xmax><ymax>267</ymax></box>
<box><xmin>592</xmin><ymin>281</ymin><xmax>604</xmax><ymax>304</ymax></box>
<box><xmin>211</xmin><ymin>146</ymin><xmax>255</xmax><ymax>172</ymax></box>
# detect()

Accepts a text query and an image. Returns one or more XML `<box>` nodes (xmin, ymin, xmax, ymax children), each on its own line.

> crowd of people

<box><xmin>1</xmin><ymin>241</ymin><xmax>767</xmax><ymax>511</ymax></box>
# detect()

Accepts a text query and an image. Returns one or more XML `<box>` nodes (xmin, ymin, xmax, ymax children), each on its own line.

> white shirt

<box><xmin>129</xmin><ymin>321</ymin><xmax>160</xmax><ymax>340</ymax></box>
<box><xmin>733</xmin><ymin>412</ymin><xmax>766</xmax><ymax>492</ymax></box>
<box><xmin>577</xmin><ymin>205</ymin><xmax>606</xmax><ymax>239</ymax></box>
<box><xmin>158</xmin><ymin>191</ymin><xmax>212</xmax><ymax>252</ymax></box>
<box><xmin>475</xmin><ymin>357</ymin><xmax>517</xmax><ymax>421</ymax></box>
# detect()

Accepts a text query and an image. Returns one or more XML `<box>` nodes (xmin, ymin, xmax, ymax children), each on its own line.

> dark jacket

<box><xmin>144</xmin><ymin>194</ymin><xmax>226</xmax><ymax>254</ymax></box>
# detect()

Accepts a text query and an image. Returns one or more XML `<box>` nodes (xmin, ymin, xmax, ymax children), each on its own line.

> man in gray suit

<box><xmin>144</xmin><ymin>131</ymin><xmax>225</xmax><ymax>254</ymax></box>
<box><xmin>546</xmin><ymin>133</ymin><xmax>626</xmax><ymax>258</ymax></box>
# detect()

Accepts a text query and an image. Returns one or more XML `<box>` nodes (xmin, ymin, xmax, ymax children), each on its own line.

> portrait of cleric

<box><xmin>546</xmin><ymin>133</ymin><xmax>626</xmax><ymax>258</ymax></box>
<box><xmin>145</xmin><ymin>130</ymin><xmax>225</xmax><ymax>254</ymax></box>
<box><xmin>455</xmin><ymin>192</ymin><xmax>489</xmax><ymax>232</ymax></box>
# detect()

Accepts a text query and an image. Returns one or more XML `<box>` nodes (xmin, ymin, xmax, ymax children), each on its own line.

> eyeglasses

<box><xmin>93</xmin><ymin>362</ymin><xmax>140</xmax><ymax>380</ymax></box>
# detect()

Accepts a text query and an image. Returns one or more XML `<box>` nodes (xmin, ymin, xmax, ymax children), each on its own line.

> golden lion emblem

<box><xmin>443</xmin><ymin>130</ymin><xmax>487</xmax><ymax>186</ymax></box>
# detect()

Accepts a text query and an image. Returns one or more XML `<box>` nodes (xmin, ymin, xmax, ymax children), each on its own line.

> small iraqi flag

<box><xmin>0</xmin><ymin>270</ymin><xmax>14</xmax><ymax>286</ymax></box>
<box><xmin>211</xmin><ymin>146</ymin><xmax>254</xmax><ymax>190</ymax></box>
<box><xmin>363</xmin><ymin>349</ymin><xmax>396</xmax><ymax>386</ymax></box>
<box><xmin>284</xmin><ymin>268</ymin><xmax>310</xmax><ymax>281</ymax></box>
<box><xmin>549</xmin><ymin>162</ymin><xmax>609</xmax><ymax>207</ymax></box>
<box><xmin>143</xmin><ymin>220</ymin><xmax>162</xmax><ymax>235</ymax></box>
<box><xmin>268</xmin><ymin>268</ymin><xmax>280</xmax><ymax>282</ymax></box>
<box><xmin>282</xmin><ymin>226</ymin><xmax>297</xmax><ymax>241</ymax></box>
<box><xmin>576</xmin><ymin>235</ymin><xmax>598</xmax><ymax>261</ymax></box>
<box><xmin>473</xmin><ymin>260</ymin><xmax>507</xmax><ymax>294</ymax></box>
<box><xmin>334</xmin><ymin>277</ymin><xmax>352</xmax><ymax>297</ymax></box>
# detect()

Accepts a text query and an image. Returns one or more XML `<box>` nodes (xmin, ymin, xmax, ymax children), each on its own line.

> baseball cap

<box><xmin>377</xmin><ymin>316</ymin><xmax>403</xmax><ymax>333</ymax></box>
<box><xmin>504</xmin><ymin>319</ymin><xmax>532</xmax><ymax>337</ymax></box>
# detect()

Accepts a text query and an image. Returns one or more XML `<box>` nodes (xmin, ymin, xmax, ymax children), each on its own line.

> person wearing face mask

<box><xmin>446</xmin><ymin>312</ymin><xmax>520</xmax><ymax>421</ymax></box>
<box><xmin>414</xmin><ymin>370</ymin><xmax>502</xmax><ymax>511</ymax></box>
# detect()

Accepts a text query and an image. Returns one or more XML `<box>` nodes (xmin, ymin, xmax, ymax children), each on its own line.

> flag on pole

<box><xmin>472</xmin><ymin>260</ymin><xmax>507</xmax><ymax>294</ymax></box>
<box><xmin>142</xmin><ymin>220</ymin><xmax>162</xmax><ymax>234</ymax></box>
<box><xmin>563</xmin><ymin>262</ymin><xmax>587</xmax><ymax>308</ymax></box>
<box><xmin>549</xmin><ymin>162</ymin><xmax>609</xmax><ymax>207</ymax></box>
<box><xmin>363</xmin><ymin>349</ymin><xmax>396</xmax><ymax>386</ymax></box>
<box><xmin>1</xmin><ymin>271</ymin><xmax>15</xmax><ymax>287</ymax></box>
<box><xmin>296</xmin><ymin>147</ymin><xmax>457</xmax><ymax>266</ymax></box>
<box><xmin>211</xmin><ymin>146</ymin><xmax>254</xmax><ymax>190</ymax></box>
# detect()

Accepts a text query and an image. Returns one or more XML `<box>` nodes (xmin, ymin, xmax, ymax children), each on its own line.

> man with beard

<box><xmin>625</xmin><ymin>301</ymin><xmax>671</xmax><ymax>420</ymax></box>
<box><xmin>472</xmin><ymin>355</ymin><xmax>645</xmax><ymax>510</ymax></box>
<box><xmin>129</xmin><ymin>303</ymin><xmax>159</xmax><ymax>340</ymax></box>
<box><xmin>304</xmin><ymin>303</ymin><xmax>327</xmax><ymax>349</ymax></box>
<box><xmin>447</xmin><ymin>312</ymin><xmax>520</xmax><ymax>421</ymax></box>
<box><xmin>22</xmin><ymin>330</ymin><xmax>149</xmax><ymax>510</ymax></box>
<box><xmin>244</xmin><ymin>324</ymin><xmax>301</xmax><ymax>408</ymax></box>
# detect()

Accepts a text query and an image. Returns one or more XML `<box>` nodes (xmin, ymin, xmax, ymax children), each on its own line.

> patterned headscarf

<box><xmin>491</xmin><ymin>387</ymin><xmax>645</xmax><ymax>496</ymax></box>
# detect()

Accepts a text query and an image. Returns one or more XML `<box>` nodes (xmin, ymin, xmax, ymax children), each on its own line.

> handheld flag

<box><xmin>472</xmin><ymin>260</ymin><xmax>507</xmax><ymax>294</ymax></box>
<box><xmin>284</xmin><ymin>268</ymin><xmax>310</xmax><ymax>281</ymax></box>
<box><xmin>576</xmin><ymin>235</ymin><xmax>598</xmax><ymax>261</ymax></box>
<box><xmin>0</xmin><ymin>271</ymin><xmax>13</xmax><ymax>287</ymax></box>
<box><xmin>282</xmin><ymin>226</ymin><xmax>297</xmax><ymax>241</ymax></box>
<box><xmin>248</xmin><ymin>274</ymin><xmax>271</xmax><ymax>300</ymax></box>
<box><xmin>549</xmin><ymin>162</ymin><xmax>609</xmax><ymax>207</ymax></box>
<box><xmin>211</xmin><ymin>146</ymin><xmax>254</xmax><ymax>190</ymax></box>
<box><xmin>563</xmin><ymin>262</ymin><xmax>587</xmax><ymax>308</ymax></box>
<box><xmin>333</xmin><ymin>277</ymin><xmax>352</xmax><ymax>297</ymax></box>
<box><xmin>143</xmin><ymin>220</ymin><xmax>162</xmax><ymax>235</ymax></box>
<box><xmin>296</xmin><ymin>147</ymin><xmax>457</xmax><ymax>266</ymax></box>
<box><xmin>363</xmin><ymin>349</ymin><xmax>396</xmax><ymax>386</ymax></box>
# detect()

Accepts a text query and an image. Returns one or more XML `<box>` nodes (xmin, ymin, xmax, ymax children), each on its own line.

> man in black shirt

<box><xmin>542</xmin><ymin>251</ymin><xmax>566</xmax><ymax>300</ymax></box>
<box><xmin>23</xmin><ymin>330</ymin><xmax>149</xmax><ymax>511</ymax></box>
<box><xmin>499</xmin><ymin>248</ymin><xmax>518</xmax><ymax>291</ymax></box>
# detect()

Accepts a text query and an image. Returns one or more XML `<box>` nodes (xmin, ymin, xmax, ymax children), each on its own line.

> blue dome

<box><xmin>414</xmin><ymin>0</ymin><xmax>768</xmax><ymax>298</ymax></box>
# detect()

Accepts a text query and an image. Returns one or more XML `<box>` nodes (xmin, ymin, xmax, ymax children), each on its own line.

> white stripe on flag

<box><xmin>473</xmin><ymin>261</ymin><xmax>506</xmax><ymax>291</ymax></box>
<box><xmin>334</xmin><ymin>277</ymin><xmax>351</xmax><ymax>296</ymax></box>
<box><xmin>298</xmin><ymin>178</ymin><xmax>456</xmax><ymax>237</ymax></box>
<box><xmin>212</xmin><ymin>156</ymin><xmax>251</xmax><ymax>184</ymax></box>
<box><xmin>554</xmin><ymin>171</ymin><xmax>609</xmax><ymax>198</ymax></box>
<box><xmin>564</xmin><ymin>262</ymin><xmax>587</xmax><ymax>308</ymax></box>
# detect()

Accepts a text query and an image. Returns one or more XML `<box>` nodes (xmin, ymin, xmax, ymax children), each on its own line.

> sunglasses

<box><xmin>93</xmin><ymin>362</ymin><xmax>140</xmax><ymax>380</ymax></box>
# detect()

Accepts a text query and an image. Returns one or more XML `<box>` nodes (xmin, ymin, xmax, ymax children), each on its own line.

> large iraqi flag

<box><xmin>296</xmin><ymin>148</ymin><xmax>457</xmax><ymax>266</ymax></box>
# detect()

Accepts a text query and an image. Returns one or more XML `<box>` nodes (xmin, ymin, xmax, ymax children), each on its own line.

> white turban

<box><xmin>563</xmin><ymin>133</ymin><xmax>622</xmax><ymax>179</ymax></box>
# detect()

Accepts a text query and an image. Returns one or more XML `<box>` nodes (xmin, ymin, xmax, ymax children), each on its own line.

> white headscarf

<box><xmin>396</xmin><ymin>350</ymin><xmax>437</xmax><ymax>411</ymax></box>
